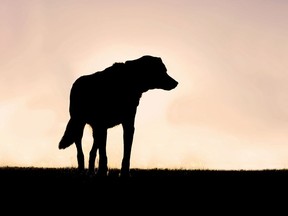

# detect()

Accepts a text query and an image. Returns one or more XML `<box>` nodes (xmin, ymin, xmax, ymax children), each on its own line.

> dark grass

<box><xmin>2</xmin><ymin>166</ymin><xmax>288</xmax><ymax>179</ymax></box>
<box><xmin>2</xmin><ymin>166</ymin><xmax>288</xmax><ymax>180</ymax></box>
<box><xmin>2</xmin><ymin>166</ymin><xmax>288</xmax><ymax>187</ymax></box>
<box><xmin>1</xmin><ymin>166</ymin><xmax>287</xmax><ymax>212</ymax></box>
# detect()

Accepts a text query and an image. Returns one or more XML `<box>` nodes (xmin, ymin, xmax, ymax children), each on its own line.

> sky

<box><xmin>1</xmin><ymin>0</ymin><xmax>288</xmax><ymax>170</ymax></box>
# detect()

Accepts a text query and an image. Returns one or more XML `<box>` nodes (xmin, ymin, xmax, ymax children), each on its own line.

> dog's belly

<box><xmin>85</xmin><ymin>107</ymin><xmax>127</xmax><ymax>128</ymax></box>
<box><xmin>97</xmin><ymin>114</ymin><xmax>122</xmax><ymax>128</ymax></box>
<box><xmin>74</xmin><ymin>90</ymin><xmax>140</xmax><ymax>128</ymax></box>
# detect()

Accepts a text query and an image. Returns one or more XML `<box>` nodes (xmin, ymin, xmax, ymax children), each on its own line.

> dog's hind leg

<box><xmin>74</xmin><ymin>121</ymin><xmax>85</xmax><ymax>173</ymax></box>
<box><xmin>89</xmin><ymin>126</ymin><xmax>108</xmax><ymax>176</ymax></box>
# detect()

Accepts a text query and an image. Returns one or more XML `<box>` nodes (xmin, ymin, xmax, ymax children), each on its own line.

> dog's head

<box><xmin>126</xmin><ymin>55</ymin><xmax>178</xmax><ymax>92</ymax></box>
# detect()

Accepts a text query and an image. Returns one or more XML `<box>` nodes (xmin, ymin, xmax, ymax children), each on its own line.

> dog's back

<box><xmin>69</xmin><ymin>62</ymin><xmax>142</xmax><ymax>128</ymax></box>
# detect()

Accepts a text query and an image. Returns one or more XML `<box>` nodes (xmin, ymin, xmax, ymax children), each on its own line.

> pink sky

<box><xmin>1</xmin><ymin>0</ymin><xmax>288</xmax><ymax>170</ymax></box>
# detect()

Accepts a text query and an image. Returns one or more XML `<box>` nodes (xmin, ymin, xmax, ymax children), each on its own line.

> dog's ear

<box><xmin>124</xmin><ymin>55</ymin><xmax>165</xmax><ymax>77</ymax></box>
<box><xmin>139</xmin><ymin>55</ymin><xmax>162</xmax><ymax>64</ymax></box>
<box><xmin>139</xmin><ymin>56</ymin><xmax>164</xmax><ymax>71</ymax></box>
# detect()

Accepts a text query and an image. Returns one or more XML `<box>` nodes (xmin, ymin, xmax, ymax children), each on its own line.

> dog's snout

<box><xmin>161</xmin><ymin>75</ymin><xmax>178</xmax><ymax>90</ymax></box>
<box><xmin>170</xmin><ymin>79</ymin><xmax>178</xmax><ymax>90</ymax></box>
<box><xmin>173</xmin><ymin>79</ymin><xmax>178</xmax><ymax>88</ymax></box>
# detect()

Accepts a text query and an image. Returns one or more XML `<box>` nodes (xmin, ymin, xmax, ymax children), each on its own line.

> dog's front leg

<box><xmin>121</xmin><ymin>118</ymin><xmax>135</xmax><ymax>177</ymax></box>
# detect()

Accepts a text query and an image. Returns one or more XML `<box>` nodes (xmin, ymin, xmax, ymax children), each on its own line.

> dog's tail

<box><xmin>59</xmin><ymin>118</ymin><xmax>83</xmax><ymax>149</ymax></box>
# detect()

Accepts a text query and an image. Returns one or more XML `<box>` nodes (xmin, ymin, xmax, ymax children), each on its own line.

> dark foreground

<box><xmin>2</xmin><ymin>166</ymin><xmax>288</xmax><ymax>181</ymax></box>
<box><xmin>1</xmin><ymin>167</ymin><xmax>287</xmax><ymax>212</ymax></box>
<box><xmin>1</xmin><ymin>166</ymin><xmax>288</xmax><ymax>190</ymax></box>
<box><xmin>1</xmin><ymin>166</ymin><xmax>288</xmax><ymax>182</ymax></box>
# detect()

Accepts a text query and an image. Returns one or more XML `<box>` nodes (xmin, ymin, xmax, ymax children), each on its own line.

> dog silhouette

<box><xmin>59</xmin><ymin>55</ymin><xmax>178</xmax><ymax>177</ymax></box>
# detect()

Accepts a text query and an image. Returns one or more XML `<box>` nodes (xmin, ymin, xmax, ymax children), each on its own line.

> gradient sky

<box><xmin>1</xmin><ymin>0</ymin><xmax>288</xmax><ymax>170</ymax></box>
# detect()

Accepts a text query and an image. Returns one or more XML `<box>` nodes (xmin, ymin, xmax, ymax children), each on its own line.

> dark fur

<box><xmin>59</xmin><ymin>55</ymin><xmax>178</xmax><ymax>177</ymax></box>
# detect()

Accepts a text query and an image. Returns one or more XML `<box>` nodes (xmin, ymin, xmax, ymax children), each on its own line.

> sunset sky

<box><xmin>1</xmin><ymin>0</ymin><xmax>288</xmax><ymax>170</ymax></box>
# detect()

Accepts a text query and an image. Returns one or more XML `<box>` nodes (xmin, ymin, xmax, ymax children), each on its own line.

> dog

<box><xmin>59</xmin><ymin>55</ymin><xmax>178</xmax><ymax>177</ymax></box>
